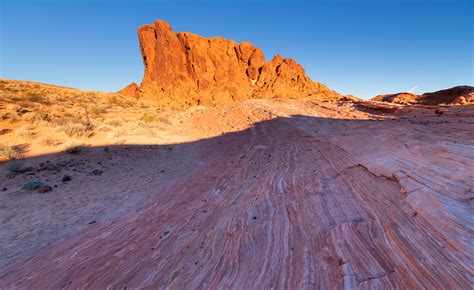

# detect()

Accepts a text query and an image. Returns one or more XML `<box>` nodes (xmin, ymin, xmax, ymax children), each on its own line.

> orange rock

<box><xmin>117</xmin><ymin>82</ymin><xmax>139</xmax><ymax>98</ymax></box>
<box><xmin>137</xmin><ymin>20</ymin><xmax>339</xmax><ymax>108</ymax></box>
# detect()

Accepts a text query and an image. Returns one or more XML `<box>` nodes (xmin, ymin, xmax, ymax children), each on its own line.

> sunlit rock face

<box><xmin>137</xmin><ymin>20</ymin><xmax>339</xmax><ymax>108</ymax></box>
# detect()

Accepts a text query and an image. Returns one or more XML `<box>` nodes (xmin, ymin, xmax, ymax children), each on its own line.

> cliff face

<box><xmin>137</xmin><ymin>20</ymin><xmax>338</xmax><ymax>107</ymax></box>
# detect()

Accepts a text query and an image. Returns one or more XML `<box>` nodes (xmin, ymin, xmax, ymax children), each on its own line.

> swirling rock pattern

<box><xmin>0</xmin><ymin>100</ymin><xmax>472</xmax><ymax>289</ymax></box>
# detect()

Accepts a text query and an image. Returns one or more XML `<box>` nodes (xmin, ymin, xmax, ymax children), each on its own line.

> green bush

<box><xmin>22</xmin><ymin>179</ymin><xmax>43</xmax><ymax>190</ymax></box>
<box><xmin>5</xmin><ymin>161</ymin><xmax>25</xmax><ymax>173</ymax></box>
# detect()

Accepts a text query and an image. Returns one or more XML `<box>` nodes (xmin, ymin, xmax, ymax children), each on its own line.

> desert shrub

<box><xmin>0</xmin><ymin>145</ymin><xmax>22</xmax><ymax>160</ymax></box>
<box><xmin>96</xmin><ymin>124</ymin><xmax>112</xmax><ymax>132</ymax></box>
<box><xmin>65</xmin><ymin>145</ymin><xmax>84</xmax><ymax>154</ymax></box>
<box><xmin>107</xmin><ymin>95</ymin><xmax>133</xmax><ymax>108</ymax></box>
<box><xmin>5</xmin><ymin>161</ymin><xmax>25</xmax><ymax>173</ymax></box>
<box><xmin>60</xmin><ymin>122</ymin><xmax>94</xmax><ymax>138</ymax></box>
<box><xmin>26</xmin><ymin>93</ymin><xmax>49</xmax><ymax>104</ymax></box>
<box><xmin>23</xmin><ymin>110</ymin><xmax>51</xmax><ymax>124</ymax></box>
<box><xmin>22</xmin><ymin>179</ymin><xmax>43</xmax><ymax>190</ymax></box>
<box><xmin>14</xmin><ymin>126</ymin><xmax>35</xmax><ymax>139</ymax></box>
<box><xmin>105</xmin><ymin>118</ymin><xmax>123</xmax><ymax>127</ymax></box>
<box><xmin>1</xmin><ymin>112</ymin><xmax>20</xmax><ymax>122</ymax></box>
<box><xmin>107</xmin><ymin>128</ymin><xmax>127</xmax><ymax>140</ymax></box>
<box><xmin>139</xmin><ymin>113</ymin><xmax>157</xmax><ymax>123</ymax></box>
<box><xmin>90</xmin><ymin>106</ymin><xmax>108</xmax><ymax>118</ymax></box>
<box><xmin>42</xmin><ymin>137</ymin><xmax>62</xmax><ymax>147</ymax></box>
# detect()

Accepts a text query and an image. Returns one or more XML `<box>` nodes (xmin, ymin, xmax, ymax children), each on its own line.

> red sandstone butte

<box><xmin>137</xmin><ymin>20</ymin><xmax>339</xmax><ymax>107</ymax></box>
<box><xmin>117</xmin><ymin>82</ymin><xmax>140</xmax><ymax>98</ymax></box>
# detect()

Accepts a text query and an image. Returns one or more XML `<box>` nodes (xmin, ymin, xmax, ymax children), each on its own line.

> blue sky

<box><xmin>1</xmin><ymin>0</ymin><xmax>472</xmax><ymax>98</ymax></box>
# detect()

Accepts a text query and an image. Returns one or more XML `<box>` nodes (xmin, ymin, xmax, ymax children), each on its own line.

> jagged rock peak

<box><xmin>137</xmin><ymin>20</ymin><xmax>339</xmax><ymax>108</ymax></box>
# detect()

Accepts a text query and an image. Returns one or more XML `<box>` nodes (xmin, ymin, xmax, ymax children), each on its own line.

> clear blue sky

<box><xmin>1</xmin><ymin>0</ymin><xmax>472</xmax><ymax>98</ymax></box>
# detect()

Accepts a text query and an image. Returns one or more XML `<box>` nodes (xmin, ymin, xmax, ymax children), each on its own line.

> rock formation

<box><xmin>117</xmin><ymin>82</ymin><xmax>139</xmax><ymax>98</ymax></box>
<box><xmin>373</xmin><ymin>86</ymin><xmax>474</xmax><ymax>105</ymax></box>
<box><xmin>137</xmin><ymin>20</ymin><xmax>339</xmax><ymax>107</ymax></box>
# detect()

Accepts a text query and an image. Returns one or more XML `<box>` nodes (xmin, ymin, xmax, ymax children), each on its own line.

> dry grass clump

<box><xmin>105</xmin><ymin>118</ymin><xmax>123</xmax><ymax>127</ymax></box>
<box><xmin>139</xmin><ymin>113</ymin><xmax>157</xmax><ymax>123</ymax></box>
<box><xmin>0</xmin><ymin>144</ymin><xmax>23</xmax><ymax>160</ymax></box>
<box><xmin>107</xmin><ymin>95</ymin><xmax>134</xmax><ymax>108</ymax></box>
<box><xmin>14</xmin><ymin>126</ymin><xmax>35</xmax><ymax>139</ymax></box>
<box><xmin>26</xmin><ymin>92</ymin><xmax>50</xmax><ymax>104</ymax></box>
<box><xmin>41</xmin><ymin>137</ymin><xmax>62</xmax><ymax>147</ymax></box>
<box><xmin>60</xmin><ymin>122</ymin><xmax>94</xmax><ymax>138</ymax></box>
<box><xmin>89</xmin><ymin>106</ymin><xmax>108</xmax><ymax>118</ymax></box>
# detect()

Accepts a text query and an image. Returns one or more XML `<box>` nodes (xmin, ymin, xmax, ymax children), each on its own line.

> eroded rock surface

<box><xmin>1</xmin><ymin>100</ymin><xmax>473</xmax><ymax>289</ymax></box>
<box><xmin>138</xmin><ymin>20</ymin><xmax>339</xmax><ymax>107</ymax></box>
<box><xmin>373</xmin><ymin>86</ymin><xmax>474</xmax><ymax>105</ymax></box>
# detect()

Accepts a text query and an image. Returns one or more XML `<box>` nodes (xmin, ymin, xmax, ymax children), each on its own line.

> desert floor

<box><xmin>1</xmin><ymin>81</ymin><xmax>473</xmax><ymax>288</ymax></box>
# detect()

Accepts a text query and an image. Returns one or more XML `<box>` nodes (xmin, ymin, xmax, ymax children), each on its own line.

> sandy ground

<box><xmin>1</xmin><ymin>82</ymin><xmax>473</xmax><ymax>288</ymax></box>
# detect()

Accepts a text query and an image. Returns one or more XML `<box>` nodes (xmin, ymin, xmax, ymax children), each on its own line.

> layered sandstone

<box><xmin>137</xmin><ymin>20</ymin><xmax>339</xmax><ymax>107</ymax></box>
<box><xmin>373</xmin><ymin>86</ymin><xmax>474</xmax><ymax>105</ymax></box>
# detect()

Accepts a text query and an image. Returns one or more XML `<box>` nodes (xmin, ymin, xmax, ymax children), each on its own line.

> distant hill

<box><xmin>373</xmin><ymin>86</ymin><xmax>474</xmax><ymax>105</ymax></box>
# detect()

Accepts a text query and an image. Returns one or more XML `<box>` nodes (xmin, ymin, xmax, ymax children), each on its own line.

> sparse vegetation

<box><xmin>139</xmin><ymin>113</ymin><xmax>157</xmax><ymax>123</ymax></box>
<box><xmin>0</xmin><ymin>145</ymin><xmax>22</xmax><ymax>160</ymax></box>
<box><xmin>26</xmin><ymin>93</ymin><xmax>49</xmax><ymax>104</ymax></box>
<box><xmin>21</xmin><ymin>179</ymin><xmax>43</xmax><ymax>190</ymax></box>
<box><xmin>5</xmin><ymin>161</ymin><xmax>25</xmax><ymax>173</ymax></box>
<box><xmin>14</xmin><ymin>126</ymin><xmax>35</xmax><ymax>139</ymax></box>
<box><xmin>60</xmin><ymin>122</ymin><xmax>94</xmax><ymax>138</ymax></box>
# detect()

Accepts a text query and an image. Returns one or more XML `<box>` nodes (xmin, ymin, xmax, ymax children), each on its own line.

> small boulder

<box><xmin>38</xmin><ymin>185</ymin><xmax>52</xmax><ymax>193</ymax></box>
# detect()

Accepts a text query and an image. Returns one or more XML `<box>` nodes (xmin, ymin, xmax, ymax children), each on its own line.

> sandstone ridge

<box><xmin>138</xmin><ymin>20</ymin><xmax>339</xmax><ymax>107</ymax></box>
<box><xmin>373</xmin><ymin>85</ymin><xmax>474</xmax><ymax>105</ymax></box>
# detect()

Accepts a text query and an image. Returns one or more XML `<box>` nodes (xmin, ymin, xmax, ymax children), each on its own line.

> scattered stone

<box><xmin>88</xmin><ymin>221</ymin><xmax>96</xmax><ymax>224</ymax></box>
<box><xmin>38</xmin><ymin>185</ymin><xmax>52</xmax><ymax>194</ymax></box>
<box><xmin>62</xmin><ymin>175</ymin><xmax>71</xmax><ymax>182</ymax></box>
<box><xmin>6</xmin><ymin>172</ymin><xmax>16</xmax><ymax>179</ymax></box>
<box><xmin>91</xmin><ymin>170</ymin><xmax>103</xmax><ymax>176</ymax></box>
<box><xmin>2</xmin><ymin>187</ymin><xmax>7</xmax><ymax>191</ymax></box>
<box><xmin>352</xmin><ymin>217</ymin><xmax>364</xmax><ymax>223</ymax></box>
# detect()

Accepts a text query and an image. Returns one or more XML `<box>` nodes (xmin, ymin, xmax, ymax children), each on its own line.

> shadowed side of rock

<box><xmin>137</xmin><ymin>20</ymin><xmax>339</xmax><ymax>108</ymax></box>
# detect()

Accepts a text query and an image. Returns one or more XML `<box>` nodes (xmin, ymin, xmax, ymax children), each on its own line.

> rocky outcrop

<box><xmin>137</xmin><ymin>20</ymin><xmax>339</xmax><ymax>108</ymax></box>
<box><xmin>373</xmin><ymin>86</ymin><xmax>474</xmax><ymax>105</ymax></box>
<box><xmin>372</xmin><ymin>92</ymin><xmax>418</xmax><ymax>105</ymax></box>
<box><xmin>117</xmin><ymin>82</ymin><xmax>139</xmax><ymax>98</ymax></box>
